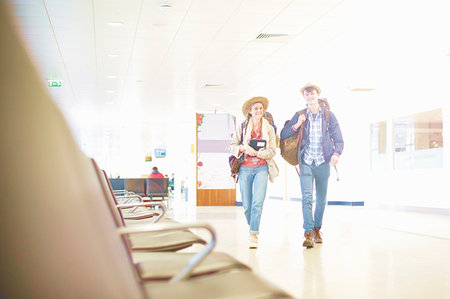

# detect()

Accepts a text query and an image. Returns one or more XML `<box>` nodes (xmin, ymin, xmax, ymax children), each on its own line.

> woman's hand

<box><xmin>244</xmin><ymin>145</ymin><xmax>258</xmax><ymax>156</ymax></box>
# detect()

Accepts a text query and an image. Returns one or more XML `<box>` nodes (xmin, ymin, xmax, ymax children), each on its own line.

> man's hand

<box><xmin>330</xmin><ymin>154</ymin><xmax>339</xmax><ymax>166</ymax></box>
<box><xmin>294</xmin><ymin>114</ymin><xmax>306</xmax><ymax>130</ymax></box>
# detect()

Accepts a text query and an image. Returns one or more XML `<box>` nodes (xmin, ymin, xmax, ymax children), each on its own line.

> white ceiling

<box><xmin>5</xmin><ymin>0</ymin><xmax>450</xmax><ymax>163</ymax></box>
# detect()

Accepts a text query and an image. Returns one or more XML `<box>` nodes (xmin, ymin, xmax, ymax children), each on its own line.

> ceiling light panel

<box><xmin>108</xmin><ymin>21</ymin><xmax>124</xmax><ymax>27</ymax></box>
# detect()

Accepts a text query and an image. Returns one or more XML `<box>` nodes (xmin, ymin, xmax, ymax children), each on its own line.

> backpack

<box><xmin>280</xmin><ymin>98</ymin><xmax>330</xmax><ymax>166</ymax></box>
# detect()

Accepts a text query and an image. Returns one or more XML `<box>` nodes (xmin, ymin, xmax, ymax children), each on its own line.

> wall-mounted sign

<box><xmin>48</xmin><ymin>80</ymin><xmax>62</xmax><ymax>87</ymax></box>
<box><xmin>154</xmin><ymin>148</ymin><xmax>166</xmax><ymax>158</ymax></box>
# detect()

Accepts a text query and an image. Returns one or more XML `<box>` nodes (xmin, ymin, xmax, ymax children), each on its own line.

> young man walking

<box><xmin>280</xmin><ymin>83</ymin><xmax>344</xmax><ymax>248</ymax></box>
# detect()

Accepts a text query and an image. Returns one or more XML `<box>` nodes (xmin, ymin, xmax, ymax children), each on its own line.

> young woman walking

<box><xmin>230</xmin><ymin>96</ymin><xmax>276</xmax><ymax>249</ymax></box>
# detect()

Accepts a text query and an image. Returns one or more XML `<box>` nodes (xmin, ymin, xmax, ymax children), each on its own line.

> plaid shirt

<box><xmin>303</xmin><ymin>108</ymin><xmax>325</xmax><ymax>166</ymax></box>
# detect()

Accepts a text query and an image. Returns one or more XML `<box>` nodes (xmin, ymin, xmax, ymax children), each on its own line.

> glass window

<box><xmin>393</xmin><ymin>108</ymin><xmax>443</xmax><ymax>170</ymax></box>
<box><xmin>370</xmin><ymin>121</ymin><xmax>387</xmax><ymax>170</ymax></box>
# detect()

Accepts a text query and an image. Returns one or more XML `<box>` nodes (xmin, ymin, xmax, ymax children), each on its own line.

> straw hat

<box><xmin>300</xmin><ymin>83</ymin><xmax>321</xmax><ymax>95</ymax></box>
<box><xmin>242</xmin><ymin>96</ymin><xmax>269</xmax><ymax>116</ymax></box>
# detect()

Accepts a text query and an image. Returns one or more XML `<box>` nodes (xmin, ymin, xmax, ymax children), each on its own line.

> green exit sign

<box><xmin>48</xmin><ymin>80</ymin><xmax>62</xmax><ymax>87</ymax></box>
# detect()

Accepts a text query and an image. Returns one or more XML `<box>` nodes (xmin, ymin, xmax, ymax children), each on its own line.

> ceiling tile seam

<box><xmin>284</xmin><ymin>0</ymin><xmax>347</xmax><ymax>41</ymax></box>
<box><xmin>121</xmin><ymin>0</ymin><xmax>146</xmax><ymax>106</ymax></box>
<box><xmin>42</xmin><ymin>0</ymin><xmax>77</xmax><ymax>104</ymax></box>
<box><xmin>173</xmin><ymin>0</ymin><xmax>247</xmax><ymax>93</ymax></box>
<box><xmin>257</xmin><ymin>0</ymin><xmax>296</xmax><ymax>35</ymax></box>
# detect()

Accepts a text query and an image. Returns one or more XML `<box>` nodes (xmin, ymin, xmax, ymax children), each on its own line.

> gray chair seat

<box><xmin>129</xmin><ymin>230</ymin><xmax>206</xmax><ymax>252</ymax></box>
<box><xmin>144</xmin><ymin>269</ymin><xmax>293</xmax><ymax>298</ymax></box>
<box><xmin>136</xmin><ymin>251</ymin><xmax>250</xmax><ymax>281</ymax></box>
<box><xmin>125</xmin><ymin>216</ymin><xmax>181</xmax><ymax>226</ymax></box>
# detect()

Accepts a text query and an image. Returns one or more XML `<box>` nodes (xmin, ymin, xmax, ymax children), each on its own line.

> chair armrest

<box><xmin>115</xmin><ymin>194</ymin><xmax>142</xmax><ymax>201</ymax></box>
<box><xmin>117</xmin><ymin>223</ymin><xmax>216</xmax><ymax>282</ymax></box>
<box><xmin>116</xmin><ymin>201</ymin><xmax>167</xmax><ymax>224</ymax></box>
<box><xmin>115</xmin><ymin>194</ymin><xmax>143</xmax><ymax>206</ymax></box>
<box><xmin>113</xmin><ymin>190</ymin><xmax>136</xmax><ymax>196</ymax></box>
<box><xmin>113</xmin><ymin>189</ymin><xmax>133</xmax><ymax>193</ymax></box>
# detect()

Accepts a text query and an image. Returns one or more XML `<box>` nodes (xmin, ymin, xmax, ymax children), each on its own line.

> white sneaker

<box><xmin>249</xmin><ymin>234</ymin><xmax>258</xmax><ymax>249</ymax></box>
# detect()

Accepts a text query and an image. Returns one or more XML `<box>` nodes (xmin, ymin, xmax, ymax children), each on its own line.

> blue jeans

<box><xmin>299</xmin><ymin>160</ymin><xmax>330</xmax><ymax>234</ymax></box>
<box><xmin>239</xmin><ymin>164</ymin><xmax>268</xmax><ymax>234</ymax></box>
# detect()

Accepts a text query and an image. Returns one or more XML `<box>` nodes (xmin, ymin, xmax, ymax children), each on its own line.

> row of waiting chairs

<box><xmin>110</xmin><ymin>177</ymin><xmax>170</xmax><ymax>201</ymax></box>
<box><xmin>0</xmin><ymin>3</ymin><xmax>293</xmax><ymax>297</ymax></box>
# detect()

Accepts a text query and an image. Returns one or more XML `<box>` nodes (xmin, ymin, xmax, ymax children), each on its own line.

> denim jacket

<box><xmin>280</xmin><ymin>109</ymin><xmax>344</xmax><ymax>164</ymax></box>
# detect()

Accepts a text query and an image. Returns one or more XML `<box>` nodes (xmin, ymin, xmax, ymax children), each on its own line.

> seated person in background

<box><xmin>149</xmin><ymin>166</ymin><xmax>165</xmax><ymax>178</ymax></box>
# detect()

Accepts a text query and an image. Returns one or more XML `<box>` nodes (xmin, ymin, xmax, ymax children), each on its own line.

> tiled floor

<box><xmin>168</xmin><ymin>198</ymin><xmax>450</xmax><ymax>299</ymax></box>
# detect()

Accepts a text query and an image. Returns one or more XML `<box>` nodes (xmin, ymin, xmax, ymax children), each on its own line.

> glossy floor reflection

<box><xmin>169</xmin><ymin>199</ymin><xmax>450</xmax><ymax>299</ymax></box>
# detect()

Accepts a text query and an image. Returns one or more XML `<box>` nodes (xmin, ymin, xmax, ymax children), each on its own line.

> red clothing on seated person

<box><xmin>149</xmin><ymin>172</ymin><xmax>164</xmax><ymax>178</ymax></box>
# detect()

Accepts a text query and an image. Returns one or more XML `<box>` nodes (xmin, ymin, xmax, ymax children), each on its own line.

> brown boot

<box><xmin>313</xmin><ymin>227</ymin><xmax>322</xmax><ymax>244</ymax></box>
<box><xmin>302</xmin><ymin>232</ymin><xmax>314</xmax><ymax>248</ymax></box>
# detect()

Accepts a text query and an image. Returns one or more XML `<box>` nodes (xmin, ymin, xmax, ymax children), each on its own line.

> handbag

<box><xmin>229</xmin><ymin>154</ymin><xmax>244</xmax><ymax>180</ymax></box>
<box><xmin>229</xmin><ymin>122</ymin><xmax>246</xmax><ymax>180</ymax></box>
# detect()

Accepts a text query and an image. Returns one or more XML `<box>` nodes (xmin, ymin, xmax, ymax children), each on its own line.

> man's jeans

<box><xmin>300</xmin><ymin>160</ymin><xmax>330</xmax><ymax>234</ymax></box>
<box><xmin>239</xmin><ymin>164</ymin><xmax>268</xmax><ymax>234</ymax></box>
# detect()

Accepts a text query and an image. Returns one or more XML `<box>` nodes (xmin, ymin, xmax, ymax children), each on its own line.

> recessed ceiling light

<box><xmin>227</xmin><ymin>92</ymin><xmax>236</xmax><ymax>96</ymax></box>
<box><xmin>105</xmin><ymin>90</ymin><xmax>115</xmax><ymax>94</ymax></box>
<box><xmin>350</xmin><ymin>87</ymin><xmax>375</xmax><ymax>92</ymax></box>
<box><xmin>107</xmin><ymin>54</ymin><xmax>120</xmax><ymax>58</ymax></box>
<box><xmin>108</xmin><ymin>21</ymin><xmax>124</xmax><ymax>27</ymax></box>
<box><xmin>159</xmin><ymin>3</ymin><xmax>172</xmax><ymax>10</ymax></box>
<box><xmin>106</xmin><ymin>75</ymin><xmax>118</xmax><ymax>79</ymax></box>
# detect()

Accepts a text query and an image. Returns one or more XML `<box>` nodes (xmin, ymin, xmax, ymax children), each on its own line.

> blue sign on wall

<box><xmin>154</xmin><ymin>148</ymin><xmax>166</xmax><ymax>158</ymax></box>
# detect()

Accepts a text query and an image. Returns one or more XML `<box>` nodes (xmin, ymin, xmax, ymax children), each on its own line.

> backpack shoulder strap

<box><xmin>296</xmin><ymin>109</ymin><xmax>307</xmax><ymax>132</ymax></box>
<box><xmin>318</xmin><ymin>98</ymin><xmax>331</xmax><ymax>126</ymax></box>
<box><xmin>323</xmin><ymin>109</ymin><xmax>330</xmax><ymax>130</ymax></box>
<box><xmin>240</xmin><ymin>121</ymin><xmax>246</xmax><ymax>145</ymax></box>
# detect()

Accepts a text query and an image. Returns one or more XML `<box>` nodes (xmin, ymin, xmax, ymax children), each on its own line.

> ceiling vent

<box><xmin>256</xmin><ymin>33</ymin><xmax>288</xmax><ymax>39</ymax></box>
<box><xmin>203</xmin><ymin>84</ymin><xmax>222</xmax><ymax>88</ymax></box>
<box><xmin>254</xmin><ymin>33</ymin><xmax>289</xmax><ymax>43</ymax></box>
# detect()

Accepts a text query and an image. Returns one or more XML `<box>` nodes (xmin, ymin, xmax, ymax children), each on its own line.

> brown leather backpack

<box><xmin>280</xmin><ymin>110</ymin><xmax>305</xmax><ymax>166</ymax></box>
